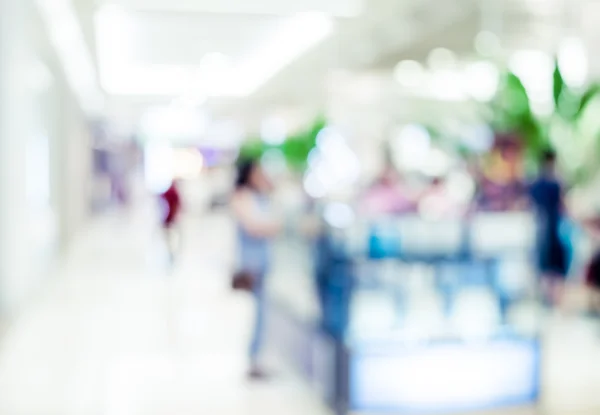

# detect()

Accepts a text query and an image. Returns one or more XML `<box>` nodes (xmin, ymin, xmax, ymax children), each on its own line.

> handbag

<box><xmin>231</xmin><ymin>270</ymin><xmax>255</xmax><ymax>292</ymax></box>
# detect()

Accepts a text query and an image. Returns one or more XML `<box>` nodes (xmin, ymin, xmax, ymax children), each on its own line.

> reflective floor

<box><xmin>0</xmin><ymin>208</ymin><xmax>599</xmax><ymax>415</ymax></box>
<box><xmin>0</xmin><ymin>209</ymin><xmax>330</xmax><ymax>415</ymax></box>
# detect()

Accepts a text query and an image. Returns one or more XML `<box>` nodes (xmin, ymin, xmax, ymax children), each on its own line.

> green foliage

<box><xmin>553</xmin><ymin>59</ymin><xmax>600</xmax><ymax>122</ymax></box>
<box><xmin>237</xmin><ymin>115</ymin><xmax>326</xmax><ymax>172</ymax></box>
<box><xmin>553</xmin><ymin>63</ymin><xmax>565</xmax><ymax>110</ymax></box>
<box><xmin>238</xmin><ymin>139</ymin><xmax>267</xmax><ymax>162</ymax></box>
<box><xmin>490</xmin><ymin>58</ymin><xmax>600</xmax><ymax>184</ymax></box>
<box><xmin>577</xmin><ymin>83</ymin><xmax>600</xmax><ymax>115</ymax></box>
<box><xmin>281</xmin><ymin>116</ymin><xmax>326</xmax><ymax>171</ymax></box>
<box><xmin>491</xmin><ymin>71</ymin><xmax>547</xmax><ymax>157</ymax></box>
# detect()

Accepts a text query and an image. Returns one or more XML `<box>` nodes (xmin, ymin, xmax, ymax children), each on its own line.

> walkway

<box><xmin>0</xmin><ymin>209</ymin><xmax>330</xmax><ymax>415</ymax></box>
<box><xmin>0</xmin><ymin>208</ymin><xmax>600</xmax><ymax>414</ymax></box>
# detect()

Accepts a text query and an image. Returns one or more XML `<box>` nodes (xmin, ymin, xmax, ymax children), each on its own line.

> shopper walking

<box><xmin>159</xmin><ymin>180</ymin><xmax>182</xmax><ymax>266</ymax></box>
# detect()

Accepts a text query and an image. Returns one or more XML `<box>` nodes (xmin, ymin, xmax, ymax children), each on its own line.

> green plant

<box><xmin>281</xmin><ymin>116</ymin><xmax>326</xmax><ymax>171</ymax></box>
<box><xmin>490</xmin><ymin>72</ymin><xmax>546</xmax><ymax>159</ymax></box>
<box><xmin>490</xmin><ymin>59</ymin><xmax>600</xmax><ymax>184</ymax></box>
<box><xmin>238</xmin><ymin>139</ymin><xmax>267</xmax><ymax>161</ymax></box>
<box><xmin>238</xmin><ymin>116</ymin><xmax>326</xmax><ymax>172</ymax></box>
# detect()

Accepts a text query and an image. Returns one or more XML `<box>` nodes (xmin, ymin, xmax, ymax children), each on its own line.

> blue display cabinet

<box><xmin>266</xmin><ymin>212</ymin><xmax>542</xmax><ymax>415</ymax></box>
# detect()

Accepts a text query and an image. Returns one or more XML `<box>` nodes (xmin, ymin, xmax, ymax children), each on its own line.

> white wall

<box><xmin>0</xmin><ymin>0</ymin><xmax>39</xmax><ymax>311</ymax></box>
<box><xmin>0</xmin><ymin>0</ymin><xmax>94</xmax><ymax>312</ymax></box>
<box><xmin>50</xmin><ymin>75</ymin><xmax>93</xmax><ymax>248</ymax></box>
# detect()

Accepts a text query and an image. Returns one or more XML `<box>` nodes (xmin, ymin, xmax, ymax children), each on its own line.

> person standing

<box><xmin>160</xmin><ymin>180</ymin><xmax>182</xmax><ymax>265</ymax></box>
<box><xmin>231</xmin><ymin>159</ymin><xmax>281</xmax><ymax>379</ymax></box>
<box><xmin>529</xmin><ymin>150</ymin><xmax>568</xmax><ymax>307</ymax></box>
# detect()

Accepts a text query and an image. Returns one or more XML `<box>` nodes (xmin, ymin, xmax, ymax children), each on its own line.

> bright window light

<box><xmin>37</xmin><ymin>0</ymin><xmax>104</xmax><ymax>114</ymax></box>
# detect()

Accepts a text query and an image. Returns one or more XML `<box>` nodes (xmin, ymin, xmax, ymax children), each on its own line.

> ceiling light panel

<box><xmin>127</xmin><ymin>12</ymin><xmax>284</xmax><ymax>65</ymax></box>
<box><xmin>96</xmin><ymin>4</ymin><xmax>334</xmax><ymax>97</ymax></box>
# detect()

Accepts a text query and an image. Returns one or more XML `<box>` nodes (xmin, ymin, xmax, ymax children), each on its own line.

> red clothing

<box><xmin>160</xmin><ymin>184</ymin><xmax>181</xmax><ymax>226</ymax></box>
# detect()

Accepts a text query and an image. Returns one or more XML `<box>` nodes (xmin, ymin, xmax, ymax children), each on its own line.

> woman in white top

<box><xmin>231</xmin><ymin>159</ymin><xmax>281</xmax><ymax>379</ymax></box>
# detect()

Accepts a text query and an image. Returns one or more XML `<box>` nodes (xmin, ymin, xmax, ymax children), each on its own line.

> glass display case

<box><xmin>266</xmin><ymin>211</ymin><xmax>542</xmax><ymax>415</ymax></box>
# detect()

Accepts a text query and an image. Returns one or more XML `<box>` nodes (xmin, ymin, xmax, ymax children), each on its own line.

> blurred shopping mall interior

<box><xmin>3</xmin><ymin>0</ymin><xmax>600</xmax><ymax>414</ymax></box>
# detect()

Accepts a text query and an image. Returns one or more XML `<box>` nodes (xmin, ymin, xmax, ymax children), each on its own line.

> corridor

<box><xmin>0</xmin><ymin>208</ymin><xmax>330</xmax><ymax>415</ymax></box>
<box><xmin>1</xmin><ymin>207</ymin><xmax>600</xmax><ymax>415</ymax></box>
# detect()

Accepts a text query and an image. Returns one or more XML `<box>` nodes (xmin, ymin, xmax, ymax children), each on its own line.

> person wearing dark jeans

<box><xmin>529</xmin><ymin>150</ymin><xmax>568</xmax><ymax>307</ymax></box>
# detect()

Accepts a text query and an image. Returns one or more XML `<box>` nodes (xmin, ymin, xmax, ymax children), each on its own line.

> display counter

<box><xmin>265</xmin><ymin>212</ymin><xmax>542</xmax><ymax>415</ymax></box>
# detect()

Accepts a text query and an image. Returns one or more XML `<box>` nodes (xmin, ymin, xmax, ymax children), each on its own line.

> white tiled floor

<box><xmin>0</xmin><ymin>210</ymin><xmax>330</xmax><ymax>415</ymax></box>
<box><xmin>0</xmin><ymin>209</ymin><xmax>599</xmax><ymax>415</ymax></box>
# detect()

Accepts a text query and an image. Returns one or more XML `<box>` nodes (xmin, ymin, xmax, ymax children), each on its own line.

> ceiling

<box><xmin>56</xmin><ymin>0</ymin><xmax>600</xmax><ymax>138</ymax></box>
